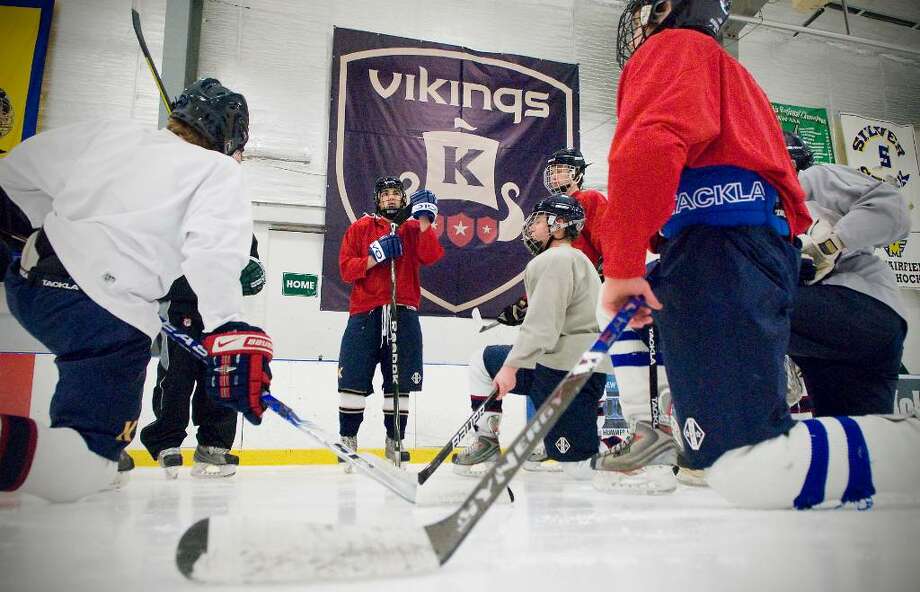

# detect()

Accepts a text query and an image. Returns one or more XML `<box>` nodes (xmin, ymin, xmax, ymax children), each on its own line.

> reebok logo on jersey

<box><xmin>682</xmin><ymin>417</ymin><xmax>705</xmax><ymax>451</ymax></box>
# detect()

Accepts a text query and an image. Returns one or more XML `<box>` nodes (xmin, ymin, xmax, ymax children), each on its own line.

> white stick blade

<box><xmin>178</xmin><ymin>517</ymin><xmax>440</xmax><ymax>584</ymax></box>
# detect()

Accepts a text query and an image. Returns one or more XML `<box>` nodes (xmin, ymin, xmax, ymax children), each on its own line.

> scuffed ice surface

<box><xmin>193</xmin><ymin>518</ymin><xmax>439</xmax><ymax>583</ymax></box>
<box><xmin>1</xmin><ymin>465</ymin><xmax>919</xmax><ymax>592</ymax></box>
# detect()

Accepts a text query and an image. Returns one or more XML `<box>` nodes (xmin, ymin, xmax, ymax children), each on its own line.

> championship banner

<box><xmin>771</xmin><ymin>102</ymin><xmax>835</xmax><ymax>165</ymax></box>
<box><xmin>840</xmin><ymin>113</ymin><xmax>920</xmax><ymax>290</ymax></box>
<box><xmin>321</xmin><ymin>27</ymin><xmax>579</xmax><ymax>316</ymax></box>
<box><xmin>0</xmin><ymin>0</ymin><xmax>53</xmax><ymax>158</ymax></box>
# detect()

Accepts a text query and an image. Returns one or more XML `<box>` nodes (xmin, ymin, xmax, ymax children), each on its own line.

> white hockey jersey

<box><xmin>0</xmin><ymin>120</ymin><xmax>251</xmax><ymax>338</ymax></box>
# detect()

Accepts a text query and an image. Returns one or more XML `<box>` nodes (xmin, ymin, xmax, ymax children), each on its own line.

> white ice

<box><xmin>1</xmin><ymin>465</ymin><xmax>918</xmax><ymax>592</ymax></box>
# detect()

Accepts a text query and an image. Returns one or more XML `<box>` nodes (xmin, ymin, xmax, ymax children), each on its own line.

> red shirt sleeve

<box><xmin>339</xmin><ymin>222</ymin><xmax>369</xmax><ymax>284</ymax></box>
<box><xmin>572</xmin><ymin>189</ymin><xmax>606</xmax><ymax>267</ymax></box>
<box><xmin>414</xmin><ymin>223</ymin><xmax>445</xmax><ymax>266</ymax></box>
<box><xmin>601</xmin><ymin>32</ymin><xmax>722</xmax><ymax>278</ymax></box>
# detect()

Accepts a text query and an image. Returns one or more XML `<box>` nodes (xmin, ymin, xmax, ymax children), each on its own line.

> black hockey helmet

<box><xmin>543</xmin><ymin>148</ymin><xmax>589</xmax><ymax>194</ymax></box>
<box><xmin>523</xmin><ymin>194</ymin><xmax>586</xmax><ymax>255</ymax></box>
<box><xmin>373</xmin><ymin>176</ymin><xmax>408</xmax><ymax>220</ymax></box>
<box><xmin>170</xmin><ymin>78</ymin><xmax>249</xmax><ymax>156</ymax></box>
<box><xmin>616</xmin><ymin>0</ymin><xmax>733</xmax><ymax>67</ymax></box>
<box><xmin>784</xmin><ymin>130</ymin><xmax>815</xmax><ymax>172</ymax></box>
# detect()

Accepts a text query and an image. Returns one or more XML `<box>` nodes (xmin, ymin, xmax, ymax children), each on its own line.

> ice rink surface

<box><xmin>2</xmin><ymin>465</ymin><xmax>919</xmax><ymax>592</ymax></box>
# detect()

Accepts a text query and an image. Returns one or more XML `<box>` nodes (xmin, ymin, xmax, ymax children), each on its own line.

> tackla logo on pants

<box><xmin>682</xmin><ymin>417</ymin><xmax>705</xmax><ymax>451</ymax></box>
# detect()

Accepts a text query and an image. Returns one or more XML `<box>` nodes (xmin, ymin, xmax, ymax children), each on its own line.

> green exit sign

<box><xmin>282</xmin><ymin>273</ymin><xmax>318</xmax><ymax>297</ymax></box>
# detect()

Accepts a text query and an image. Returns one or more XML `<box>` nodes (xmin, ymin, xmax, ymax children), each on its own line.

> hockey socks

<box><xmin>338</xmin><ymin>393</ymin><xmax>366</xmax><ymax>437</ymax></box>
<box><xmin>708</xmin><ymin>415</ymin><xmax>920</xmax><ymax>509</ymax></box>
<box><xmin>383</xmin><ymin>394</ymin><xmax>409</xmax><ymax>440</ymax></box>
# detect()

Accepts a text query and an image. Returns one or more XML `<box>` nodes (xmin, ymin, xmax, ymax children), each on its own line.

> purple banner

<box><xmin>321</xmin><ymin>27</ymin><xmax>580</xmax><ymax>316</ymax></box>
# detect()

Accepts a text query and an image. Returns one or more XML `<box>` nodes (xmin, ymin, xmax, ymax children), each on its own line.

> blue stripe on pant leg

<box><xmin>836</xmin><ymin>416</ymin><xmax>875</xmax><ymax>510</ymax></box>
<box><xmin>794</xmin><ymin>419</ymin><xmax>829</xmax><ymax>510</ymax></box>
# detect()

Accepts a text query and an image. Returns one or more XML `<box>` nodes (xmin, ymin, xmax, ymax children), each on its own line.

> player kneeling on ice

<box><xmin>453</xmin><ymin>194</ymin><xmax>612</xmax><ymax>479</ymax></box>
<box><xmin>336</xmin><ymin>177</ymin><xmax>444</xmax><ymax>467</ymax></box>
<box><xmin>0</xmin><ymin>78</ymin><xmax>274</xmax><ymax>502</ymax></box>
<box><xmin>596</xmin><ymin>0</ymin><xmax>920</xmax><ymax>509</ymax></box>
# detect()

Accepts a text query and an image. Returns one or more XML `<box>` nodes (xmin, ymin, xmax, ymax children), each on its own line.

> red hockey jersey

<box><xmin>600</xmin><ymin>29</ymin><xmax>811</xmax><ymax>279</ymax></box>
<box><xmin>339</xmin><ymin>215</ymin><xmax>444</xmax><ymax>315</ymax></box>
<box><xmin>571</xmin><ymin>188</ymin><xmax>607</xmax><ymax>268</ymax></box>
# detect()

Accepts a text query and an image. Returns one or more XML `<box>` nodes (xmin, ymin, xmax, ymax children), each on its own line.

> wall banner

<box><xmin>840</xmin><ymin>113</ymin><xmax>920</xmax><ymax>290</ymax></box>
<box><xmin>771</xmin><ymin>102</ymin><xmax>835</xmax><ymax>165</ymax></box>
<box><xmin>0</xmin><ymin>0</ymin><xmax>53</xmax><ymax>157</ymax></box>
<box><xmin>321</xmin><ymin>27</ymin><xmax>579</xmax><ymax>316</ymax></box>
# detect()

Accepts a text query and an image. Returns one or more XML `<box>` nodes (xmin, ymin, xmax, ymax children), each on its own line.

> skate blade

<box><xmin>191</xmin><ymin>463</ymin><xmax>237</xmax><ymax>479</ymax></box>
<box><xmin>523</xmin><ymin>460</ymin><xmax>563</xmax><ymax>473</ymax></box>
<box><xmin>591</xmin><ymin>464</ymin><xmax>677</xmax><ymax>495</ymax></box>
<box><xmin>451</xmin><ymin>460</ymin><xmax>496</xmax><ymax>478</ymax></box>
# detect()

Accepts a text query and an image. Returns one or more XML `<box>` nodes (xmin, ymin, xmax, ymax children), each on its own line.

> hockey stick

<box><xmin>157</xmin><ymin>316</ymin><xmax>419</xmax><ymax>504</ymax></box>
<box><xmin>472</xmin><ymin>306</ymin><xmax>501</xmax><ymax>333</ymax></box>
<box><xmin>174</xmin><ymin>296</ymin><xmax>643</xmax><ymax>584</ymax></box>
<box><xmin>388</xmin><ymin>222</ymin><xmax>403</xmax><ymax>468</ymax></box>
<box><xmin>131</xmin><ymin>8</ymin><xmax>173</xmax><ymax>114</ymax></box>
<box><xmin>648</xmin><ymin>324</ymin><xmax>660</xmax><ymax>429</ymax></box>
<box><xmin>415</xmin><ymin>387</ymin><xmax>499</xmax><ymax>485</ymax></box>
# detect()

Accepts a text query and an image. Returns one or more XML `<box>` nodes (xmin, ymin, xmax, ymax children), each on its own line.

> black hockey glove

<box><xmin>496</xmin><ymin>295</ymin><xmax>528</xmax><ymax>326</ymax></box>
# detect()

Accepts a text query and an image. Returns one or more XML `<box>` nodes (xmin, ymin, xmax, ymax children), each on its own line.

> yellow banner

<box><xmin>0</xmin><ymin>1</ymin><xmax>52</xmax><ymax>158</ymax></box>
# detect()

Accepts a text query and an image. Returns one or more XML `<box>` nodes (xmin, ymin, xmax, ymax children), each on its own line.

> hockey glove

<box><xmin>240</xmin><ymin>257</ymin><xmax>266</xmax><ymax>295</ymax></box>
<box><xmin>368</xmin><ymin>234</ymin><xmax>403</xmax><ymax>264</ymax></box>
<box><xmin>496</xmin><ymin>295</ymin><xmax>528</xmax><ymax>326</ymax></box>
<box><xmin>202</xmin><ymin>322</ymin><xmax>273</xmax><ymax>425</ymax></box>
<box><xmin>797</xmin><ymin>218</ymin><xmax>844</xmax><ymax>285</ymax></box>
<box><xmin>409</xmin><ymin>189</ymin><xmax>438</xmax><ymax>223</ymax></box>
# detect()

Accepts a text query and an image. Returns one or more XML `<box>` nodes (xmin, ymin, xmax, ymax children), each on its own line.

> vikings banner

<box><xmin>0</xmin><ymin>0</ymin><xmax>53</xmax><ymax>158</ymax></box>
<box><xmin>321</xmin><ymin>27</ymin><xmax>579</xmax><ymax>316</ymax></box>
<box><xmin>839</xmin><ymin>113</ymin><xmax>920</xmax><ymax>290</ymax></box>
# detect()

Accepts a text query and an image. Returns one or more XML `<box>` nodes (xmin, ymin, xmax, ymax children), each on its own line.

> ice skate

<box><xmin>158</xmin><ymin>447</ymin><xmax>183</xmax><ymax>480</ymax></box>
<box><xmin>561</xmin><ymin>456</ymin><xmax>595</xmax><ymax>480</ymax></box>
<box><xmin>338</xmin><ymin>435</ymin><xmax>358</xmax><ymax>474</ymax></box>
<box><xmin>110</xmin><ymin>450</ymin><xmax>135</xmax><ymax>489</ymax></box>
<box><xmin>675</xmin><ymin>454</ymin><xmax>707</xmax><ymax>487</ymax></box>
<box><xmin>190</xmin><ymin>446</ymin><xmax>238</xmax><ymax>479</ymax></box>
<box><xmin>385</xmin><ymin>437</ymin><xmax>410</xmax><ymax>467</ymax></box>
<box><xmin>523</xmin><ymin>442</ymin><xmax>562</xmax><ymax>472</ymax></box>
<box><xmin>591</xmin><ymin>420</ymin><xmax>677</xmax><ymax>494</ymax></box>
<box><xmin>452</xmin><ymin>412</ymin><xmax>500</xmax><ymax>477</ymax></box>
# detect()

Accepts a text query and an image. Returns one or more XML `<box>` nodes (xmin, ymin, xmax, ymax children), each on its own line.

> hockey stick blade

<box><xmin>158</xmin><ymin>317</ymin><xmax>419</xmax><ymax>504</ymax></box>
<box><xmin>175</xmin><ymin>297</ymin><xmax>642</xmax><ymax>584</ymax></box>
<box><xmin>416</xmin><ymin>387</ymin><xmax>499</xmax><ymax>484</ymax></box>
<box><xmin>131</xmin><ymin>8</ymin><xmax>173</xmax><ymax>113</ymax></box>
<box><xmin>472</xmin><ymin>306</ymin><xmax>500</xmax><ymax>333</ymax></box>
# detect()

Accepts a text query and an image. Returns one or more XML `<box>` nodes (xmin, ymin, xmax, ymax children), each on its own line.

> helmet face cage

<box><xmin>616</xmin><ymin>0</ymin><xmax>732</xmax><ymax>68</ymax></box>
<box><xmin>521</xmin><ymin>196</ymin><xmax>586</xmax><ymax>256</ymax></box>
<box><xmin>543</xmin><ymin>149</ymin><xmax>587</xmax><ymax>194</ymax></box>
<box><xmin>373</xmin><ymin>176</ymin><xmax>407</xmax><ymax>218</ymax></box>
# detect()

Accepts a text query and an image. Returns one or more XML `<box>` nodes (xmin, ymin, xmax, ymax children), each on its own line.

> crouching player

<box><xmin>0</xmin><ymin>78</ymin><xmax>273</xmax><ymax>502</ymax></box>
<box><xmin>452</xmin><ymin>194</ymin><xmax>612</xmax><ymax>478</ymax></box>
<box><xmin>596</xmin><ymin>0</ymin><xmax>919</xmax><ymax>509</ymax></box>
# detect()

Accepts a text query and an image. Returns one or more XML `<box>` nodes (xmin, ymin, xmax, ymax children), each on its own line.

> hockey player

<box><xmin>140</xmin><ymin>236</ymin><xmax>266</xmax><ymax>479</ymax></box>
<box><xmin>499</xmin><ymin>148</ymin><xmax>610</xmax><ymax>470</ymax></box>
<box><xmin>453</xmin><ymin>194</ymin><xmax>611</xmax><ymax>478</ymax></box>
<box><xmin>786</xmin><ymin>131</ymin><xmax>910</xmax><ymax>417</ymax></box>
<box><xmin>336</xmin><ymin>177</ymin><xmax>443</xmax><ymax>466</ymax></box>
<box><xmin>595</xmin><ymin>0</ymin><xmax>920</xmax><ymax>508</ymax></box>
<box><xmin>0</xmin><ymin>78</ymin><xmax>273</xmax><ymax>502</ymax></box>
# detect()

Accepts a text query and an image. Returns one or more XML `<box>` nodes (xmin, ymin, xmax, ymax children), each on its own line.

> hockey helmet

<box><xmin>616</xmin><ymin>0</ymin><xmax>733</xmax><ymax>67</ymax></box>
<box><xmin>170</xmin><ymin>78</ymin><xmax>249</xmax><ymax>156</ymax></box>
<box><xmin>523</xmin><ymin>194</ymin><xmax>586</xmax><ymax>256</ymax></box>
<box><xmin>373</xmin><ymin>176</ymin><xmax>408</xmax><ymax>221</ymax></box>
<box><xmin>784</xmin><ymin>130</ymin><xmax>815</xmax><ymax>172</ymax></box>
<box><xmin>543</xmin><ymin>148</ymin><xmax>589</xmax><ymax>194</ymax></box>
